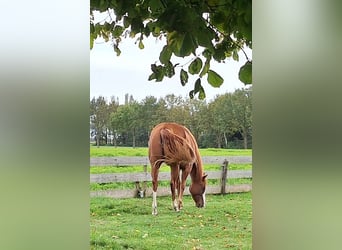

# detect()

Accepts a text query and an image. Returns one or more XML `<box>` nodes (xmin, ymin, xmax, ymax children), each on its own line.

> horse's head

<box><xmin>189</xmin><ymin>174</ymin><xmax>207</xmax><ymax>208</ymax></box>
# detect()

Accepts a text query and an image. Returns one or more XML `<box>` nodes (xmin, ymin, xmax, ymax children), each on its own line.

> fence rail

<box><xmin>90</xmin><ymin>156</ymin><xmax>252</xmax><ymax>166</ymax></box>
<box><xmin>90</xmin><ymin>156</ymin><xmax>252</xmax><ymax>198</ymax></box>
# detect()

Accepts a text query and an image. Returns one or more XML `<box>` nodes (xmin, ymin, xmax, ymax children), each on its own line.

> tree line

<box><xmin>90</xmin><ymin>87</ymin><xmax>252</xmax><ymax>149</ymax></box>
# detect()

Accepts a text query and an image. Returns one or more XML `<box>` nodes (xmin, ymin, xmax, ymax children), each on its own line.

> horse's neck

<box><xmin>190</xmin><ymin>160</ymin><xmax>203</xmax><ymax>182</ymax></box>
<box><xmin>189</xmin><ymin>143</ymin><xmax>203</xmax><ymax>181</ymax></box>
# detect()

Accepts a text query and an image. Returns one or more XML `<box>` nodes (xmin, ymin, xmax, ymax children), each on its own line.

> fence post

<box><xmin>220</xmin><ymin>160</ymin><xmax>229</xmax><ymax>194</ymax></box>
<box><xmin>135</xmin><ymin>164</ymin><xmax>148</xmax><ymax>198</ymax></box>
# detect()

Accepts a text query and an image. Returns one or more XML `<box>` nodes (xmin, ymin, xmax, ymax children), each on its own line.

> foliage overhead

<box><xmin>90</xmin><ymin>0</ymin><xmax>252</xmax><ymax>99</ymax></box>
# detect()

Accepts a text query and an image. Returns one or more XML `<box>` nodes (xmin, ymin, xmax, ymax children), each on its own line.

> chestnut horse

<box><xmin>148</xmin><ymin>122</ymin><xmax>207</xmax><ymax>215</ymax></box>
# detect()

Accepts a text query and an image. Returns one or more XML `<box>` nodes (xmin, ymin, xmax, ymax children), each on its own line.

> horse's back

<box><xmin>150</xmin><ymin>122</ymin><xmax>188</xmax><ymax>137</ymax></box>
<box><xmin>148</xmin><ymin>123</ymin><xmax>192</xmax><ymax>163</ymax></box>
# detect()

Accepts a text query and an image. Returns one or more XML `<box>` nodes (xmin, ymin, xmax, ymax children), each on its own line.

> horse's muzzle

<box><xmin>196</xmin><ymin>202</ymin><xmax>204</xmax><ymax>208</ymax></box>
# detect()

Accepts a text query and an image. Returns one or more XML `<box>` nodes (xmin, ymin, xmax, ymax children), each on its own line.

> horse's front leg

<box><xmin>178</xmin><ymin>164</ymin><xmax>191</xmax><ymax>210</ymax></box>
<box><xmin>170</xmin><ymin>164</ymin><xmax>180</xmax><ymax>212</ymax></box>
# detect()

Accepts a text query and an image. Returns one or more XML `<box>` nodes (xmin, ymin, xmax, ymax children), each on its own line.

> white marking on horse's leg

<box><xmin>173</xmin><ymin>198</ymin><xmax>180</xmax><ymax>212</ymax></box>
<box><xmin>178</xmin><ymin>169</ymin><xmax>183</xmax><ymax>210</ymax></box>
<box><xmin>152</xmin><ymin>191</ymin><xmax>158</xmax><ymax>215</ymax></box>
<box><xmin>203</xmin><ymin>190</ymin><xmax>206</xmax><ymax>207</ymax></box>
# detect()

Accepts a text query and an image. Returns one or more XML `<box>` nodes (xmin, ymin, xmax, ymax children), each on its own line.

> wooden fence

<box><xmin>90</xmin><ymin>156</ymin><xmax>252</xmax><ymax>198</ymax></box>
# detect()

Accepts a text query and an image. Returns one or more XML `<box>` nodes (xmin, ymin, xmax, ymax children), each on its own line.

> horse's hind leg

<box><xmin>170</xmin><ymin>164</ymin><xmax>180</xmax><ymax>212</ymax></box>
<box><xmin>151</xmin><ymin>162</ymin><xmax>160</xmax><ymax>215</ymax></box>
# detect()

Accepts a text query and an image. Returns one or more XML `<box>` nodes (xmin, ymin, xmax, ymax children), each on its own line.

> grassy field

<box><xmin>90</xmin><ymin>146</ymin><xmax>252</xmax><ymax>249</ymax></box>
<box><xmin>90</xmin><ymin>192</ymin><xmax>252</xmax><ymax>250</ymax></box>
<box><xmin>90</xmin><ymin>146</ymin><xmax>252</xmax><ymax>157</ymax></box>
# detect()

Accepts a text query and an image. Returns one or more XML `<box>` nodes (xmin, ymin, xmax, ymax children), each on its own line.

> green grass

<box><xmin>90</xmin><ymin>146</ymin><xmax>252</xmax><ymax>157</ymax></box>
<box><xmin>90</xmin><ymin>192</ymin><xmax>252</xmax><ymax>250</ymax></box>
<box><xmin>90</xmin><ymin>146</ymin><xmax>148</xmax><ymax>157</ymax></box>
<box><xmin>199</xmin><ymin>148</ymin><xmax>252</xmax><ymax>156</ymax></box>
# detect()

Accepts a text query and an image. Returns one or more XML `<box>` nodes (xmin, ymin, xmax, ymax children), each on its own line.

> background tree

<box><xmin>183</xmin><ymin>97</ymin><xmax>207</xmax><ymax>141</ymax></box>
<box><xmin>231</xmin><ymin>87</ymin><xmax>252</xmax><ymax>149</ymax></box>
<box><xmin>107</xmin><ymin>96</ymin><xmax>120</xmax><ymax>145</ymax></box>
<box><xmin>110</xmin><ymin>100</ymin><xmax>141</xmax><ymax>147</ymax></box>
<box><xmin>90</xmin><ymin>96</ymin><xmax>110</xmax><ymax>147</ymax></box>
<box><xmin>153</xmin><ymin>97</ymin><xmax>169</xmax><ymax>124</ymax></box>
<box><xmin>90</xmin><ymin>0</ymin><xmax>252</xmax><ymax>99</ymax></box>
<box><xmin>207</xmin><ymin>93</ymin><xmax>237</xmax><ymax>148</ymax></box>
<box><xmin>163</xmin><ymin>94</ymin><xmax>188</xmax><ymax>124</ymax></box>
<box><xmin>92</xmin><ymin>88</ymin><xmax>252</xmax><ymax>148</ymax></box>
<box><xmin>140</xmin><ymin>96</ymin><xmax>159</xmax><ymax>141</ymax></box>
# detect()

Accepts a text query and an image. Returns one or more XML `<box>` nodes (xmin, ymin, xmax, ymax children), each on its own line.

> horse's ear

<box><xmin>202</xmin><ymin>174</ymin><xmax>208</xmax><ymax>181</ymax></box>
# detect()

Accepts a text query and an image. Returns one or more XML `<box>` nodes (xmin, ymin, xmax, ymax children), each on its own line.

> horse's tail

<box><xmin>159</xmin><ymin>128</ymin><xmax>196</xmax><ymax>166</ymax></box>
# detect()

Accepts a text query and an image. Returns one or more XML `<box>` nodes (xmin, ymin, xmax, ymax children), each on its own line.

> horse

<box><xmin>148</xmin><ymin>122</ymin><xmax>207</xmax><ymax>215</ymax></box>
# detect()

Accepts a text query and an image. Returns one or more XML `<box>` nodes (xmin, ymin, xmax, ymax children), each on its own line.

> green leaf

<box><xmin>194</xmin><ymin>78</ymin><xmax>201</xmax><ymax>93</ymax></box>
<box><xmin>238</xmin><ymin>61</ymin><xmax>252</xmax><ymax>84</ymax></box>
<box><xmin>180</xmin><ymin>69</ymin><xmax>188</xmax><ymax>86</ymax></box>
<box><xmin>155</xmin><ymin>70</ymin><xmax>164</xmax><ymax>82</ymax></box>
<box><xmin>199</xmin><ymin>59</ymin><xmax>210</xmax><ymax>78</ymax></box>
<box><xmin>90</xmin><ymin>36</ymin><xmax>94</xmax><ymax>49</ymax></box>
<box><xmin>179</xmin><ymin>32</ymin><xmax>194</xmax><ymax>57</ymax></box>
<box><xmin>148</xmin><ymin>72</ymin><xmax>156</xmax><ymax>81</ymax></box>
<box><xmin>102</xmin><ymin>31</ymin><xmax>109</xmax><ymax>42</ymax></box>
<box><xmin>213</xmin><ymin>46</ymin><xmax>226</xmax><ymax>62</ymax></box>
<box><xmin>202</xmin><ymin>49</ymin><xmax>212</xmax><ymax>59</ymax></box>
<box><xmin>150</xmin><ymin>64</ymin><xmax>165</xmax><ymax>82</ymax></box>
<box><xmin>211</xmin><ymin>11</ymin><xmax>226</xmax><ymax>25</ymax></box>
<box><xmin>207</xmin><ymin>70</ymin><xmax>224</xmax><ymax>87</ymax></box>
<box><xmin>188</xmin><ymin>58</ymin><xmax>203</xmax><ymax>75</ymax></box>
<box><xmin>114</xmin><ymin>44</ymin><xmax>121</xmax><ymax>56</ymax></box>
<box><xmin>232</xmin><ymin>50</ymin><xmax>239</xmax><ymax>61</ymax></box>
<box><xmin>190</xmin><ymin>78</ymin><xmax>206</xmax><ymax>100</ymax></box>
<box><xmin>143</xmin><ymin>25</ymin><xmax>151</xmax><ymax>37</ymax></box>
<box><xmin>138</xmin><ymin>40</ymin><xmax>144</xmax><ymax>49</ymax></box>
<box><xmin>90</xmin><ymin>23</ymin><xmax>95</xmax><ymax>34</ymax></box>
<box><xmin>152</xmin><ymin>25</ymin><xmax>160</xmax><ymax>37</ymax></box>
<box><xmin>149</xmin><ymin>0</ymin><xmax>165</xmax><ymax>12</ymax></box>
<box><xmin>198</xmin><ymin>86</ymin><xmax>206</xmax><ymax>100</ymax></box>
<box><xmin>131</xmin><ymin>18</ymin><xmax>143</xmax><ymax>34</ymax></box>
<box><xmin>164</xmin><ymin>61</ymin><xmax>175</xmax><ymax>78</ymax></box>
<box><xmin>159</xmin><ymin>45</ymin><xmax>172</xmax><ymax>65</ymax></box>
<box><xmin>90</xmin><ymin>32</ymin><xmax>96</xmax><ymax>49</ymax></box>
<box><xmin>189</xmin><ymin>90</ymin><xmax>195</xmax><ymax>99</ymax></box>
<box><xmin>123</xmin><ymin>16</ymin><xmax>130</xmax><ymax>28</ymax></box>
<box><xmin>197</xmin><ymin>26</ymin><xmax>214</xmax><ymax>50</ymax></box>
<box><xmin>113</xmin><ymin>25</ymin><xmax>124</xmax><ymax>38</ymax></box>
<box><xmin>151</xmin><ymin>64</ymin><xmax>157</xmax><ymax>73</ymax></box>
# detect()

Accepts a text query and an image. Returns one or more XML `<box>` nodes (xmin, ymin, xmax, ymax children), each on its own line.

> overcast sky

<box><xmin>90</xmin><ymin>35</ymin><xmax>252</xmax><ymax>104</ymax></box>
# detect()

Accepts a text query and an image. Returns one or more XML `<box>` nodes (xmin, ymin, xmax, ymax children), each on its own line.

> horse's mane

<box><xmin>158</xmin><ymin>128</ymin><xmax>196</xmax><ymax>166</ymax></box>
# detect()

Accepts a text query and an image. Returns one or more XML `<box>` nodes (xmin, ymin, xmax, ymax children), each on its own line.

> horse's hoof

<box><xmin>152</xmin><ymin>208</ymin><xmax>158</xmax><ymax>216</ymax></box>
<box><xmin>174</xmin><ymin>207</ymin><xmax>180</xmax><ymax>212</ymax></box>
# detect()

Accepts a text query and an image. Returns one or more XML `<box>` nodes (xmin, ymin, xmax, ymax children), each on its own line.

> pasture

<box><xmin>90</xmin><ymin>192</ymin><xmax>252</xmax><ymax>249</ymax></box>
<box><xmin>90</xmin><ymin>146</ymin><xmax>252</xmax><ymax>249</ymax></box>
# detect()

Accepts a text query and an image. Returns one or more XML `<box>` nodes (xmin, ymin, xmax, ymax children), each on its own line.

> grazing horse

<box><xmin>148</xmin><ymin>122</ymin><xmax>207</xmax><ymax>215</ymax></box>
